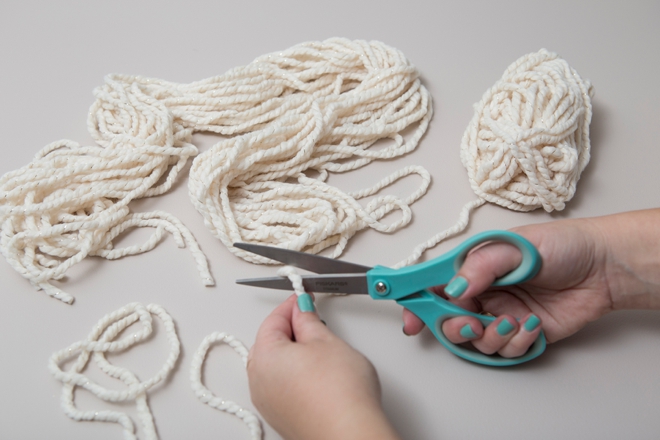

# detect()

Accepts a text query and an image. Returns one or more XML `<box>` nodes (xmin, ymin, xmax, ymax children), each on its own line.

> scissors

<box><xmin>235</xmin><ymin>230</ymin><xmax>546</xmax><ymax>367</ymax></box>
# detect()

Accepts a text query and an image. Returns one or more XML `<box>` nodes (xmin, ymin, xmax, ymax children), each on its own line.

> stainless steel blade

<box><xmin>233</xmin><ymin>242</ymin><xmax>371</xmax><ymax>274</ymax></box>
<box><xmin>236</xmin><ymin>273</ymin><xmax>369</xmax><ymax>294</ymax></box>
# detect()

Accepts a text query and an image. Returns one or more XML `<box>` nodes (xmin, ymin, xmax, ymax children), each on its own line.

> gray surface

<box><xmin>1</xmin><ymin>1</ymin><xmax>660</xmax><ymax>439</ymax></box>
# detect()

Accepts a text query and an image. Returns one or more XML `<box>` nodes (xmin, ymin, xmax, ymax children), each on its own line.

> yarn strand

<box><xmin>48</xmin><ymin>303</ymin><xmax>181</xmax><ymax>440</ymax></box>
<box><xmin>190</xmin><ymin>332</ymin><xmax>263</xmax><ymax>440</ymax></box>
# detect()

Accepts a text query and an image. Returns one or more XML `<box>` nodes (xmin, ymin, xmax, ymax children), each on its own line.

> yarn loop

<box><xmin>48</xmin><ymin>303</ymin><xmax>181</xmax><ymax>440</ymax></box>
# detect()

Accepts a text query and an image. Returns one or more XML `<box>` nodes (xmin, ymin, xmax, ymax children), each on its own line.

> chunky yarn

<box><xmin>0</xmin><ymin>38</ymin><xmax>431</xmax><ymax>302</ymax></box>
<box><xmin>395</xmin><ymin>49</ymin><xmax>593</xmax><ymax>267</ymax></box>
<box><xmin>461</xmin><ymin>48</ymin><xmax>593</xmax><ymax>212</ymax></box>
<box><xmin>190</xmin><ymin>332</ymin><xmax>262</xmax><ymax>440</ymax></box>
<box><xmin>0</xmin><ymin>45</ymin><xmax>592</xmax><ymax>301</ymax></box>
<box><xmin>48</xmin><ymin>303</ymin><xmax>180</xmax><ymax>440</ymax></box>
<box><xmin>187</xmin><ymin>38</ymin><xmax>432</xmax><ymax>263</ymax></box>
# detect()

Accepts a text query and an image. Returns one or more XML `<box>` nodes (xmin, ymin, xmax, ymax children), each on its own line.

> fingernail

<box><xmin>297</xmin><ymin>293</ymin><xmax>315</xmax><ymax>313</ymax></box>
<box><xmin>523</xmin><ymin>314</ymin><xmax>541</xmax><ymax>332</ymax></box>
<box><xmin>445</xmin><ymin>276</ymin><xmax>468</xmax><ymax>298</ymax></box>
<box><xmin>459</xmin><ymin>324</ymin><xmax>477</xmax><ymax>339</ymax></box>
<box><xmin>496</xmin><ymin>318</ymin><xmax>515</xmax><ymax>336</ymax></box>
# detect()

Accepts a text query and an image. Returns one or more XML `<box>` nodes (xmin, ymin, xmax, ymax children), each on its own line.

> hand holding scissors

<box><xmin>236</xmin><ymin>230</ymin><xmax>546</xmax><ymax>366</ymax></box>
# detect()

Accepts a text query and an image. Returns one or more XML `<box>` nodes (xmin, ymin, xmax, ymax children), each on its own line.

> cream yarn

<box><xmin>190</xmin><ymin>332</ymin><xmax>262</xmax><ymax>439</ymax></box>
<box><xmin>1</xmin><ymin>44</ymin><xmax>592</xmax><ymax>302</ymax></box>
<box><xmin>187</xmin><ymin>38</ymin><xmax>432</xmax><ymax>263</ymax></box>
<box><xmin>462</xmin><ymin>48</ymin><xmax>593</xmax><ymax>212</ymax></box>
<box><xmin>0</xmin><ymin>38</ymin><xmax>432</xmax><ymax>302</ymax></box>
<box><xmin>0</xmin><ymin>138</ymin><xmax>213</xmax><ymax>304</ymax></box>
<box><xmin>48</xmin><ymin>303</ymin><xmax>180</xmax><ymax>440</ymax></box>
<box><xmin>395</xmin><ymin>49</ymin><xmax>593</xmax><ymax>267</ymax></box>
<box><xmin>49</xmin><ymin>304</ymin><xmax>262</xmax><ymax>439</ymax></box>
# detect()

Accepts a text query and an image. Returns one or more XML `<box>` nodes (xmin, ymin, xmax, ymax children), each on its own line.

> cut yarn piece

<box><xmin>48</xmin><ymin>303</ymin><xmax>180</xmax><ymax>440</ymax></box>
<box><xmin>0</xmin><ymin>38</ymin><xmax>432</xmax><ymax>302</ymax></box>
<box><xmin>190</xmin><ymin>332</ymin><xmax>263</xmax><ymax>440</ymax></box>
<box><xmin>49</xmin><ymin>303</ymin><xmax>263</xmax><ymax>439</ymax></box>
<box><xmin>394</xmin><ymin>49</ymin><xmax>593</xmax><ymax>268</ymax></box>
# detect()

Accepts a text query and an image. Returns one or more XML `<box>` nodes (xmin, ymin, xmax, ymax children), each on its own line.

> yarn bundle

<box><xmin>186</xmin><ymin>39</ymin><xmax>432</xmax><ymax>262</ymax></box>
<box><xmin>396</xmin><ymin>49</ymin><xmax>593</xmax><ymax>267</ymax></box>
<box><xmin>0</xmin><ymin>38</ymin><xmax>432</xmax><ymax>302</ymax></box>
<box><xmin>461</xmin><ymin>48</ymin><xmax>593</xmax><ymax>212</ymax></box>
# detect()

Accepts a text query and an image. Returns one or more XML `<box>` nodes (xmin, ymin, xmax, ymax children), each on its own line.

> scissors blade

<box><xmin>236</xmin><ymin>273</ymin><xmax>369</xmax><ymax>294</ymax></box>
<box><xmin>233</xmin><ymin>242</ymin><xmax>372</xmax><ymax>274</ymax></box>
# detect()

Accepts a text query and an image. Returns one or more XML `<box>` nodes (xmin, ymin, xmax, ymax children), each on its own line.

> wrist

<box><xmin>318</xmin><ymin>403</ymin><xmax>401</xmax><ymax>440</ymax></box>
<box><xmin>593</xmin><ymin>209</ymin><xmax>660</xmax><ymax>310</ymax></box>
<box><xmin>283</xmin><ymin>399</ymin><xmax>400</xmax><ymax>440</ymax></box>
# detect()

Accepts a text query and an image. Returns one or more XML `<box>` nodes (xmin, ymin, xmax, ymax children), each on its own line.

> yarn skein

<box><xmin>462</xmin><ymin>48</ymin><xmax>593</xmax><ymax>212</ymax></box>
<box><xmin>396</xmin><ymin>49</ymin><xmax>593</xmax><ymax>267</ymax></box>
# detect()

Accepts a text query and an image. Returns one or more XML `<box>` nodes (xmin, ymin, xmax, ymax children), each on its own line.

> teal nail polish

<box><xmin>297</xmin><ymin>293</ymin><xmax>315</xmax><ymax>313</ymax></box>
<box><xmin>524</xmin><ymin>314</ymin><xmax>541</xmax><ymax>332</ymax></box>
<box><xmin>445</xmin><ymin>276</ymin><xmax>468</xmax><ymax>298</ymax></box>
<box><xmin>459</xmin><ymin>324</ymin><xmax>477</xmax><ymax>339</ymax></box>
<box><xmin>496</xmin><ymin>319</ymin><xmax>515</xmax><ymax>336</ymax></box>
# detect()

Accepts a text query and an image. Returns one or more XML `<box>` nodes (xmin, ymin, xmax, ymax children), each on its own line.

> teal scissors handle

<box><xmin>366</xmin><ymin>230</ymin><xmax>546</xmax><ymax>366</ymax></box>
<box><xmin>398</xmin><ymin>292</ymin><xmax>546</xmax><ymax>366</ymax></box>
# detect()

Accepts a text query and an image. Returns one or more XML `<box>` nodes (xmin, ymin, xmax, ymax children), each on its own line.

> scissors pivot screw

<box><xmin>374</xmin><ymin>281</ymin><xmax>389</xmax><ymax>295</ymax></box>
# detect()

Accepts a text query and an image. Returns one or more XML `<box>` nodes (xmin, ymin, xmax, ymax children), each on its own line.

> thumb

<box><xmin>443</xmin><ymin>239</ymin><xmax>524</xmax><ymax>301</ymax></box>
<box><xmin>291</xmin><ymin>293</ymin><xmax>333</xmax><ymax>343</ymax></box>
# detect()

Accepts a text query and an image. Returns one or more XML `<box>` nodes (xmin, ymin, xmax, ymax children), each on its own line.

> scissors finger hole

<box><xmin>452</xmin><ymin>231</ymin><xmax>541</xmax><ymax>286</ymax></box>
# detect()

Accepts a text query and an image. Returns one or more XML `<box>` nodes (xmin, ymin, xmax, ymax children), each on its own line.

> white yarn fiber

<box><xmin>0</xmin><ymin>38</ymin><xmax>432</xmax><ymax>302</ymax></box>
<box><xmin>1</xmin><ymin>44</ymin><xmax>592</xmax><ymax>302</ymax></box>
<box><xmin>395</xmin><ymin>49</ymin><xmax>593</xmax><ymax>267</ymax></box>
<box><xmin>461</xmin><ymin>48</ymin><xmax>593</xmax><ymax>212</ymax></box>
<box><xmin>0</xmin><ymin>129</ymin><xmax>213</xmax><ymax>304</ymax></box>
<box><xmin>277</xmin><ymin>266</ymin><xmax>307</xmax><ymax>296</ymax></box>
<box><xmin>187</xmin><ymin>38</ymin><xmax>432</xmax><ymax>263</ymax></box>
<box><xmin>190</xmin><ymin>332</ymin><xmax>262</xmax><ymax>440</ymax></box>
<box><xmin>48</xmin><ymin>303</ymin><xmax>180</xmax><ymax>440</ymax></box>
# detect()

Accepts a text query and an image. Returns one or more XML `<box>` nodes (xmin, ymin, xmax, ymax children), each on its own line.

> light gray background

<box><xmin>1</xmin><ymin>1</ymin><xmax>659</xmax><ymax>439</ymax></box>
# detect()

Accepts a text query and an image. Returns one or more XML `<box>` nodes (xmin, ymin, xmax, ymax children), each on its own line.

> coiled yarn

<box><xmin>48</xmin><ymin>303</ymin><xmax>180</xmax><ymax>440</ymax></box>
<box><xmin>187</xmin><ymin>38</ymin><xmax>432</xmax><ymax>263</ymax></box>
<box><xmin>396</xmin><ymin>49</ymin><xmax>593</xmax><ymax>267</ymax></box>
<box><xmin>462</xmin><ymin>48</ymin><xmax>593</xmax><ymax>212</ymax></box>
<box><xmin>0</xmin><ymin>38</ymin><xmax>432</xmax><ymax>302</ymax></box>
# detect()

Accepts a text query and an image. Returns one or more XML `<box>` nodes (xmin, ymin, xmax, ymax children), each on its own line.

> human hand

<box><xmin>248</xmin><ymin>293</ymin><xmax>401</xmax><ymax>440</ymax></box>
<box><xmin>404</xmin><ymin>217</ymin><xmax>615</xmax><ymax>358</ymax></box>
